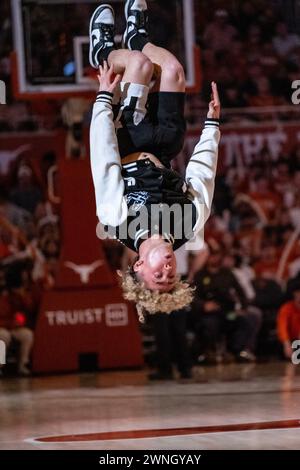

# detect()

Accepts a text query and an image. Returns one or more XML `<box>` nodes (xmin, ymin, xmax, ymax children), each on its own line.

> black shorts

<box><xmin>115</xmin><ymin>91</ymin><xmax>186</xmax><ymax>168</ymax></box>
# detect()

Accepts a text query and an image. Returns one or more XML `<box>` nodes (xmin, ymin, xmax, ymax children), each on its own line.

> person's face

<box><xmin>134</xmin><ymin>242</ymin><xmax>177</xmax><ymax>292</ymax></box>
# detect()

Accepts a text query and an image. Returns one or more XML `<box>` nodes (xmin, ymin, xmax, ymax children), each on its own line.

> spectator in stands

<box><xmin>247</xmin><ymin>175</ymin><xmax>282</xmax><ymax>223</ymax></box>
<box><xmin>223</xmin><ymin>254</ymin><xmax>256</xmax><ymax>302</ymax></box>
<box><xmin>271</xmin><ymin>62</ymin><xmax>296</xmax><ymax>102</ymax></box>
<box><xmin>247</xmin><ymin>77</ymin><xmax>284</xmax><ymax>107</ymax></box>
<box><xmin>222</xmin><ymin>85</ymin><xmax>247</xmax><ymax>108</ymax></box>
<box><xmin>286</xmin><ymin>271</ymin><xmax>300</xmax><ymax>301</ymax></box>
<box><xmin>240</xmin><ymin>63</ymin><xmax>263</xmax><ymax>103</ymax></box>
<box><xmin>274</xmin><ymin>209</ymin><xmax>294</xmax><ymax>242</ymax></box>
<box><xmin>254</xmin><ymin>275</ymin><xmax>283</xmax><ymax>313</ymax></box>
<box><xmin>259</xmin><ymin>42</ymin><xmax>280</xmax><ymax>77</ymax></box>
<box><xmin>277</xmin><ymin>284</ymin><xmax>300</xmax><ymax>360</ymax></box>
<box><xmin>0</xmin><ymin>187</ymin><xmax>32</xmax><ymax>235</ymax></box>
<box><xmin>235</xmin><ymin>1</ymin><xmax>257</xmax><ymax>39</ymax></box>
<box><xmin>40</xmin><ymin>235</ymin><xmax>60</xmax><ymax>260</ymax></box>
<box><xmin>233</xmin><ymin>209</ymin><xmax>263</xmax><ymax>260</ymax></box>
<box><xmin>10</xmin><ymin>164</ymin><xmax>43</xmax><ymax>215</ymax></box>
<box><xmin>273</xmin><ymin>22</ymin><xmax>300</xmax><ymax>57</ymax></box>
<box><xmin>5</xmin><ymin>261</ymin><xmax>37</xmax><ymax>315</ymax></box>
<box><xmin>245</xmin><ymin>25</ymin><xmax>263</xmax><ymax>60</ymax></box>
<box><xmin>254</xmin><ymin>245</ymin><xmax>281</xmax><ymax>280</ymax></box>
<box><xmin>200</xmin><ymin>50</ymin><xmax>217</xmax><ymax>88</ymax></box>
<box><xmin>253</xmin><ymin>274</ymin><xmax>283</xmax><ymax>356</ymax></box>
<box><xmin>257</xmin><ymin>7</ymin><xmax>277</xmax><ymax>42</ymax></box>
<box><xmin>0</xmin><ymin>266</ymin><xmax>34</xmax><ymax>376</ymax></box>
<box><xmin>0</xmin><ymin>212</ymin><xmax>33</xmax><ymax>267</ymax></box>
<box><xmin>273</xmin><ymin>159</ymin><xmax>292</xmax><ymax>196</ymax></box>
<box><xmin>203</xmin><ymin>9</ymin><xmax>238</xmax><ymax>53</ymax></box>
<box><xmin>193</xmin><ymin>247</ymin><xmax>261</xmax><ymax>364</ymax></box>
<box><xmin>229</xmin><ymin>41</ymin><xmax>248</xmax><ymax>82</ymax></box>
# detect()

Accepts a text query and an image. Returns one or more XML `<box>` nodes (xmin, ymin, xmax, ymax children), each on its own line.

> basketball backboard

<box><xmin>11</xmin><ymin>0</ymin><xmax>200</xmax><ymax>100</ymax></box>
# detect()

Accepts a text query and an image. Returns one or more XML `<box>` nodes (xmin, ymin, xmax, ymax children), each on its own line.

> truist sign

<box><xmin>32</xmin><ymin>289</ymin><xmax>143</xmax><ymax>372</ymax></box>
<box><xmin>105</xmin><ymin>304</ymin><xmax>128</xmax><ymax>327</ymax></box>
<box><xmin>45</xmin><ymin>304</ymin><xmax>129</xmax><ymax>328</ymax></box>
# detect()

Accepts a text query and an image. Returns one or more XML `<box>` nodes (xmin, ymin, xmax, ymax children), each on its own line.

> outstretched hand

<box><xmin>207</xmin><ymin>82</ymin><xmax>221</xmax><ymax>119</ymax></box>
<box><xmin>97</xmin><ymin>60</ymin><xmax>121</xmax><ymax>94</ymax></box>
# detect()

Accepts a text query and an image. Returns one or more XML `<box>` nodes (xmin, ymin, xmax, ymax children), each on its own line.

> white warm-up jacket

<box><xmin>90</xmin><ymin>92</ymin><xmax>220</xmax><ymax>243</ymax></box>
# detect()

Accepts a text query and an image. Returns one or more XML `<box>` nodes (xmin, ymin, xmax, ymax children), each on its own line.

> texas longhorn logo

<box><xmin>64</xmin><ymin>260</ymin><xmax>104</xmax><ymax>284</ymax></box>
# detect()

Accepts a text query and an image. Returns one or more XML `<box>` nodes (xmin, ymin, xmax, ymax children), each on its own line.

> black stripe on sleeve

<box><xmin>204</xmin><ymin>118</ymin><xmax>220</xmax><ymax>128</ymax></box>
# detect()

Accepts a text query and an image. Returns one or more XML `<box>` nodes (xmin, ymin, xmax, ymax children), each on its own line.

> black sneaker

<box><xmin>236</xmin><ymin>350</ymin><xmax>256</xmax><ymax>363</ymax></box>
<box><xmin>123</xmin><ymin>0</ymin><xmax>149</xmax><ymax>50</ymax></box>
<box><xmin>89</xmin><ymin>4</ymin><xmax>116</xmax><ymax>69</ymax></box>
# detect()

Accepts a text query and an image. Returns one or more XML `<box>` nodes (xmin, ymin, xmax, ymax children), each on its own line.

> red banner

<box><xmin>1</xmin><ymin>123</ymin><xmax>299</xmax><ymax>176</ymax></box>
<box><xmin>176</xmin><ymin>122</ymin><xmax>300</xmax><ymax>174</ymax></box>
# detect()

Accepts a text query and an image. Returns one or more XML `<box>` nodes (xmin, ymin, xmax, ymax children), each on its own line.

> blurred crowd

<box><xmin>0</xmin><ymin>152</ymin><xmax>60</xmax><ymax>375</ymax></box>
<box><xmin>189</xmin><ymin>0</ymin><xmax>300</xmax><ymax>123</ymax></box>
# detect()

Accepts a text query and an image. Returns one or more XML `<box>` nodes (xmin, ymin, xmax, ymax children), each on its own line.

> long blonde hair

<box><xmin>120</xmin><ymin>270</ymin><xmax>195</xmax><ymax>322</ymax></box>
